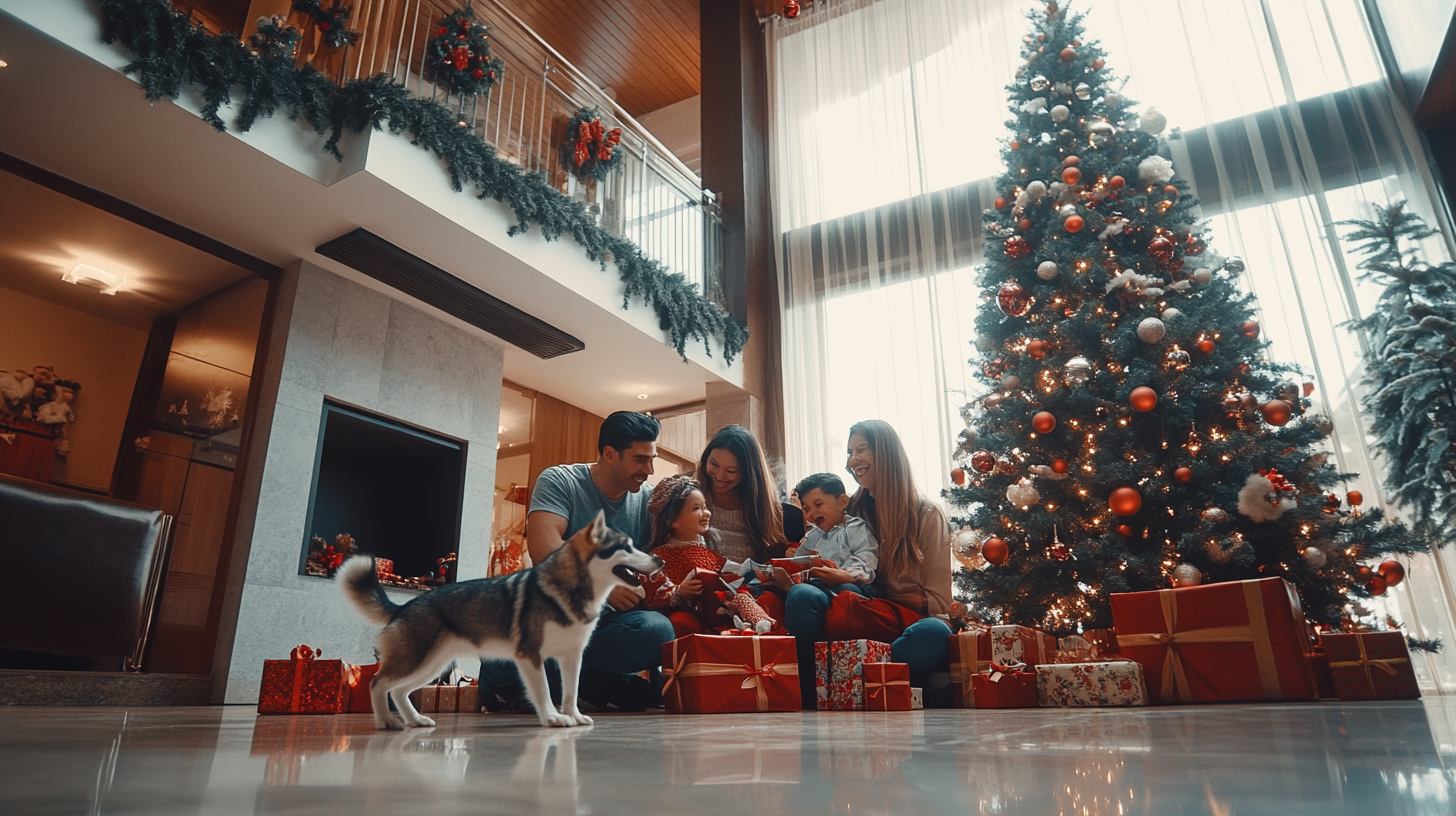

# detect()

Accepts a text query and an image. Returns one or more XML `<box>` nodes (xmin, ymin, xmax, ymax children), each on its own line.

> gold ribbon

<box><xmin>1328</xmin><ymin>633</ymin><xmax>1407</xmax><ymax>692</ymax></box>
<box><xmin>662</xmin><ymin>636</ymin><xmax>798</xmax><ymax>712</ymax></box>
<box><xmin>864</xmin><ymin>671</ymin><xmax>911</xmax><ymax>710</ymax></box>
<box><xmin>1116</xmin><ymin>581</ymin><xmax>1281</xmax><ymax>702</ymax></box>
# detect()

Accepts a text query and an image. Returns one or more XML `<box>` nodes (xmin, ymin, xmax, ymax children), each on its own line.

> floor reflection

<box><xmin>1</xmin><ymin>698</ymin><xmax>1453</xmax><ymax>815</ymax></box>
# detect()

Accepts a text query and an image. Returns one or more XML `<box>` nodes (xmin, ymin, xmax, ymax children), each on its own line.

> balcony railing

<box><xmin>295</xmin><ymin>0</ymin><xmax>723</xmax><ymax>304</ymax></box>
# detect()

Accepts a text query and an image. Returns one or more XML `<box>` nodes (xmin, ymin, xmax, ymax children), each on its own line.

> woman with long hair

<box><xmin>784</xmin><ymin>420</ymin><xmax>953</xmax><ymax>707</ymax></box>
<box><xmin>695</xmin><ymin>425</ymin><xmax>801</xmax><ymax>563</ymax></box>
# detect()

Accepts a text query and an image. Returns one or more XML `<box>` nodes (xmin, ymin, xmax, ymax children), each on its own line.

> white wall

<box><xmin>224</xmin><ymin>261</ymin><xmax>504</xmax><ymax>702</ymax></box>
<box><xmin>0</xmin><ymin>284</ymin><xmax>147</xmax><ymax>491</ymax></box>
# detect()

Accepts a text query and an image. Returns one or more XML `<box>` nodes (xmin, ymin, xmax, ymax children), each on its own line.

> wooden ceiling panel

<box><xmin>502</xmin><ymin>0</ymin><xmax>701</xmax><ymax>117</ymax></box>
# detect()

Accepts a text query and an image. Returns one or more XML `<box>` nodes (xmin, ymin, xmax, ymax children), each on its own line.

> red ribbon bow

<box><xmin>451</xmin><ymin>46</ymin><xmax>471</xmax><ymax>71</ymax></box>
<box><xmin>990</xmin><ymin>661</ymin><xmax>1026</xmax><ymax>674</ymax></box>
<box><xmin>290</xmin><ymin>645</ymin><xmax>319</xmax><ymax>661</ymax></box>
<box><xmin>720</xmin><ymin>628</ymin><xmax>759</xmax><ymax>637</ymax></box>
<box><xmin>573</xmin><ymin>118</ymin><xmax>623</xmax><ymax>167</ymax></box>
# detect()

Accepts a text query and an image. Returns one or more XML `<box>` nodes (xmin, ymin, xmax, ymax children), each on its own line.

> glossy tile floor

<box><xmin>3</xmin><ymin>699</ymin><xmax>1455</xmax><ymax>815</ymax></box>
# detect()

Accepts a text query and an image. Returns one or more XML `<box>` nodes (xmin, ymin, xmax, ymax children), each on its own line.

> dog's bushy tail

<box><xmin>338</xmin><ymin>556</ymin><xmax>398</xmax><ymax>625</ymax></box>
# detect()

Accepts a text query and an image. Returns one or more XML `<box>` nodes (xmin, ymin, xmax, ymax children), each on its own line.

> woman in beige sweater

<box><xmin>783</xmin><ymin>420</ymin><xmax>954</xmax><ymax>707</ymax></box>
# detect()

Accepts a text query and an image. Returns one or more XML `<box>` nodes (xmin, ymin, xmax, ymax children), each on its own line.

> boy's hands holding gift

<box><xmin>676</xmin><ymin>575</ymin><xmax>704</xmax><ymax>598</ymax></box>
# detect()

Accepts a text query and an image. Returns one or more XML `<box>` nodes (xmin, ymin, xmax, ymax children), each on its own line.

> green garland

<box><xmin>95</xmin><ymin>0</ymin><xmax>748</xmax><ymax>363</ymax></box>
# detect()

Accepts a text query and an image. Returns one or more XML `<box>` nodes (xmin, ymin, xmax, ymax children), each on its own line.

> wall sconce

<box><xmin>62</xmin><ymin>264</ymin><xmax>127</xmax><ymax>295</ymax></box>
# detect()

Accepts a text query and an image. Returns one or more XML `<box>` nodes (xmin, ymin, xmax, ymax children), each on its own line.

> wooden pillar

<box><xmin>700</xmin><ymin>0</ymin><xmax>785</xmax><ymax>464</ymax></box>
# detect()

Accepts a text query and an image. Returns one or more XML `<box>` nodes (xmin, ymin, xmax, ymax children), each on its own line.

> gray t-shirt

<box><xmin>529</xmin><ymin>463</ymin><xmax>652</xmax><ymax>550</ymax></box>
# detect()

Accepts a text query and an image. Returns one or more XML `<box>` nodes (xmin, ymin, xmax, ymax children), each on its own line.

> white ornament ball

<box><xmin>1001</xmin><ymin>373</ymin><xmax>1021</xmax><ymax>390</ymax></box>
<box><xmin>1170</xmin><ymin>563</ymin><xmax>1203</xmax><ymax>587</ymax></box>
<box><xmin>1006</xmin><ymin>480</ymin><xmax>1041</xmax><ymax>508</ymax></box>
<box><xmin>1059</xmin><ymin>203</ymin><xmax>1079</xmax><ymax>217</ymax></box>
<box><xmin>1037</xmin><ymin>261</ymin><xmax>1060</xmax><ymax>280</ymax></box>
<box><xmin>1161</xmin><ymin>307</ymin><xmax>1183</xmax><ymax>322</ymax></box>
<box><xmin>1105</xmin><ymin>93</ymin><xmax>1123</xmax><ymax>108</ymax></box>
<box><xmin>975</xmin><ymin>336</ymin><xmax>996</xmax><ymax>352</ymax></box>
<box><xmin>1139</xmin><ymin>106</ymin><xmax>1167</xmax><ymax>135</ymax></box>
<box><xmin>1137</xmin><ymin>317</ymin><xmax>1167</xmax><ymax>344</ymax></box>
<box><xmin>1138</xmin><ymin>155</ymin><xmax>1176</xmax><ymax>185</ymax></box>
<box><xmin>1303</xmin><ymin>547</ymin><xmax>1328</xmax><ymax>569</ymax></box>
<box><xmin>1065</xmin><ymin>356</ymin><xmax>1094</xmax><ymax>385</ymax></box>
<box><xmin>1051</xmin><ymin>104</ymin><xmax>1070</xmax><ymax>122</ymax></box>
<box><xmin>1088</xmin><ymin>121</ymin><xmax>1116</xmax><ymax>148</ymax></box>
<box><xmin>1192</xmin><ymin>269</ymin><xmax>1212</xmax><ymax>285</ymax></box>
<box><xmin>1026</xmin><ymin>180</ymin><xmax>1048</xmax><ymax>198</ymax></box>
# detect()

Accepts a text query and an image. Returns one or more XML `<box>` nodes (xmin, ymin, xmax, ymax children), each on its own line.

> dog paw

<box><xmin>406</xmin><ymin>716</ymin><xmax>436</xmax><ymax>728</ymax></box>
<box><xmin>543</xmin><ymin>712</ymin><xmax>576</xmax><ymax>728</ymax></box>
<box><xmin>375</xmin><ymin>717</ymin><xmax>404</xmax><ymax>731</ymax></box>
<box><xmin>571</xmin><ymin>712</ymin><xmax>594</xmax><ymax>726</ymax></box>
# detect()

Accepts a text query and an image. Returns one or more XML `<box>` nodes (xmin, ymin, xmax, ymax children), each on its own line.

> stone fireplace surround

<box><xmin>220</xmin><ymin>261</ymin><xmax>503</xmax><ymax>703</ymax></box>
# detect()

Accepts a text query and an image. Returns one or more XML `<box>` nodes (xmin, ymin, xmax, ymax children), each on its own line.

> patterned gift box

<box><xmin>947</xmin><ymin>626</ymin><xmax>1055</xmax><ymax>707</ymax></box>
<box><xmin>1035</xmin><ymin>661</ymin><xmax>1148</xmax><ymax>707</ymax></box>
<box><xmin>1321</xmin><ymin>632</ymin><xmax>1420</xmax><ymax>700</ymax></box>
<box><xmin>971</xmin><ymin>668</ymin><xmax>1040</xmax><ymax>708</ymax></box>
<box><xmin>1110</xmin><ymin>577</ymin><xmax>1317</xmax><ymax>705</ymax></box>
<box><xmin>662</xmin><ymin>633</ymin><xmax>799</xmax><ymax>714</ymax></box>
<box><xmin>345</xmin><ymin>662</ymin><xmax>378</xmax><ymax>713</ymax></box>
<box><xmin>414</xmin><ymin>682</ymin><xmax>481</xmax><ymax>713</ymax></box>
<box><xmin>374</xmin><ymin>558</ymin><xmax>394</xmax><ymax>579</ymax></box>
<box><xmin>814</xmin><ymin>639</ymin><xmax>893</xmax><ymax>710</ymax></box>
<box><xmin>257</xmin><ymin>645</ymin><xmax>351</xmax><ymax>715</ymax></box>
<box><xmin>863</xmin><ymin>662</ymin><xmax>913</xmax><ymax>711</ymax></box>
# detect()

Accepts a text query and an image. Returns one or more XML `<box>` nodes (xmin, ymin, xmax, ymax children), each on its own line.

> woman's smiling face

<box><xmin>846</xmin><ymin>433</ymin><xmax>875</xmax><ymax>492</ymax></box>
<box><xmin>704</xmin><ymin>447</ymin><xmax>742</xmax><ymax>498</ymax></box>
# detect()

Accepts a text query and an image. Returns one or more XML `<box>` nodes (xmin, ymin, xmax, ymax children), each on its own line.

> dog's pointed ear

<box><xmin>573</xmin><ymin>510</ymin><xmax>607</xmax><ymax>556</ymax></box>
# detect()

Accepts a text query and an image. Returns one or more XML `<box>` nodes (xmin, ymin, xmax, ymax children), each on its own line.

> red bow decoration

<box><xmin>1258</xmin><ymin>468</ymin><xmax>1297</xmax><ymax>504</ymax></box>
<box><xmin>720</xmin><ymin>628</ymin><xmax>759</xmax><ymax>637</ymax></box>
<box><xmin>573</xmin><ymin>118</ymin><xmax>623</xmax><ymax>167</ymax></box>
<box><xmin>321</xmin><ymin>544</ymin><xmax>343</xmax><ymax>570</ymax></box>
<box><xmin>990</xmin><ymin>660</ymin><xmax>1027</xmax><ymax>674</ymax></box>
<box><xmin>451</xmin><ymin>46</ymin><xmax>471</xmax><ymax>71</ymax></box>
<box><xmin>741</xmin><ymin>661</ymin><xmax>782</xmax><ymax>682</ymax></box>
<box><xmin>290</xmin><ymin>645</ymin><xmax>320</xmax><ymax>660</ymax></box>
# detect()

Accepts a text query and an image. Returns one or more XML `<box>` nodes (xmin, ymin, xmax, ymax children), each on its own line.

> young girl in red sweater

<box><xmin>643</xmin><ymin>474</ymin><xmax>776</xmax><ymax>637</ymax></box>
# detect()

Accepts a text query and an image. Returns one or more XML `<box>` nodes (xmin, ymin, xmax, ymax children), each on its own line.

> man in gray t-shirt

<box><xmin>479</xmin><ymin>411</ymin><xmax>673</xmax><ymax>712</ymax></box>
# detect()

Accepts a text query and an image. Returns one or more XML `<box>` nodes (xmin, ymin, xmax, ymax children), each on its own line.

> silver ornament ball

<box><xmin>1030</xmin><ymin>74</ymin><xmax>1050</xmax><ymax>92</ymax></box>
<box><xmin>1161</xmin><ymin>307</ymin><xmax>1183</xmax><ymax>321</ymax></box>
<box><xmin>1170</xmin><ymin>563</ymin><xmax>1203</xmax><ymax>587</ymax></box>
<box><xmin>1065</xmin><ymin>356</ymin><xmax>1094</xmax><ymax>385</ymax></box>
<box><xmin>1223</xmin><ymin>256</ymin><xmax>1246</xmax><ymax>275</ymax></box>
<box><xmin>1104</xmin><ymin>92</ymin><xmax>1123</xmax><ymax>108</ymax></box>
<box><xmin>1137</xmin><ymin>317</ymin><xmax>1167</xmax><ymax>344</ymax></box>
<box><xmin>1303</xmin><ymin>547</ymin><xmax>1328</xmax><ymax>569</ymax></box>
<box><xmin>1006</xmin><ymin>480</ymin><xmax>1041</xmax><ymax>508</ymax></box>
<box><xmin>1051</xmin><ymin>104</ymin><xmax>1070</xmax><ymax>122</ymax></box>
<box><xmin>1202</xmin><ymin>507</ymin><xmax>1230</xmax><ymax>524</ymax></box>
<box><xmin>1037</xmin><ymin>260</ymin><xmax>1060</xmax><ymax>280</ymax></box>
<box><xmin>1192</xmin><ymin>269</ymin><xmax>1212</xmax><ymax>285</ymax></box>
<box><xmin>1075</xmin><ymin>82</ymin><xmax>1091</xmax><ymax>100</ymax></box>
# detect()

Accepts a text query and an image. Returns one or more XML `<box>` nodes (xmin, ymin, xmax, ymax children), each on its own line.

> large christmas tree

<box><xmin>945</xmin><ymin>1</ymin><xmax>1430</xmax><ymax>633</ymax></box>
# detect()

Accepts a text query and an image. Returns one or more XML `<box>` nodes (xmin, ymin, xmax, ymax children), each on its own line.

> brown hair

<box><xmin>696</xmin><ymin>425</ymin><xmax>786</xmax><ymax>561</ymax></box>
<box><xmin>845</xmin><ymin>420</ymin><xmax>924</xmax><ymax>570</ymax></box>
<box><xmin>647</xmin><ymin>475</ymin><xmax>704</xmax><ymax>552</ymax></box>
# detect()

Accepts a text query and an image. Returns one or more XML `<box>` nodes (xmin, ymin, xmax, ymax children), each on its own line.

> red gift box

<box><xmin>662</xmin><ymin>633</ymin><xmax>799</xmax><ymax>714</ymax></box>
<box><xmin>1110</xmin><ymin>577</ymin><xmax>1317</xmax><ymax>705</ymax></box>
<box><xmin>1321</xmin><ymin>632</ymin><xmax>1420</xmax><ymax>700</ymax></box>
<box><xmin>257</xmin><ymin>645</ymin><xmax>351</xmax><ymax>715</ymax></box>
<box><xmin>815</xmin><ymin>639</ymin><xmax>893</xmax><ymax>710</ymax></box>
<box><xmin>345</xmin><ymin>662</ymin><xmax>378</xmax><ymax>713</ymax></box>
<box><xmin>374</xmin><ymin>558</ymin><xmax>394</xmax><ymax>579</ymax></box>
<box><xmin>947</xmin><ymin>626</ymin><xmax>1054</xmax><ymax>707</ymax></box>
<box><xmin>863</xmin><ymin>662</ymin><xmax>913</xmax><ymax>711</ymax></box>
<box><xmin>970</xmin><ymin>667</ymin><xmax>1039</xmax><ymax>708</ymax></box>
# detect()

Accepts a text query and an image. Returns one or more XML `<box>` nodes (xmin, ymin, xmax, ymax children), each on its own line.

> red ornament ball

<box><xmin>1108</xmin><ymin>175</ymin><xmax>1125</xmax><ymax>189</ymax></box>
<box><xmin>1347</xmin><ymin>490</ymin><xmax>1364</xmax><ymax>507</ymax></box>
<box><xmin>1148</xmin><ymin>235</ymin><xmax>1176</xmax><ymax>261</ymax></box>
<box><xmin>1005</xmin><ymin>236</ymin><xmax>1033</xmax><ymax>258</ymax></box>
<box><xmin>951</xmin><ymin>467</ymin><xmax>967</xmax><ymax>486</ymax></box>
<box><xmin>983</xmin><ymin>537</ymin><xmax>1010</xmax><ymax>566</ymax></box>
<box><xmin>1240</xmin><ymin>321</ymin><xmax>1260</xmax><ymax>339</ymax></box>
<box><xmin>1062</xmin><ymin>166</ymin><xmax>1082</xmax><ymax>184</ymax></box>
<box><xmin>1303</xmin><ymin>382</ymin><xmax>1316</xmax><ymax>397</ymax></box>
<box><xmin>1366</xmin><ymin>575</ymin><xmax>1389</xmax><ymax>596</ymax></box>
<box><xmin>1027</xmin><ymin>339</ymin><xmax>1050</xmax><ymax>359</ymax></box>
<box><xmin>1051</xmin><ymin>459</ymin><xmax>1069</xmax><ymax>474</ymax></box>
<box><xmin>1163</xmin><ymin>184</ymin><xmax>1179</xmax><ymax>196</ymax></box>
<box><xmin>1064</xmin><ymin>155</ymin><xmax>1081</xmax><ymax>166</ymax></box>
<box><xmin>1032</xmin><ymin>411</ymin><xmax>1057</xmax><ymax>434</ymax></box>
<box><xmin>998</xmin><ymin>280</ymin><xmax>1032</xmax><ymax>316</ymax></box>
<box><xmin>1109</xmin><ymin>486</ymin><xmax>1142</xmax><ymax>516</ymax></box>
<box><xmin>1261</xmin><ymin>400</ymin><xmax>1293</xmax><ymax>427</ymax></box>
<box><xmin>1378</xmin><ymin>560</ymin><xmax>1405</xmax><ymax>587</ymax></box>
<box><xmin>437</xmin><ymin>26</ymin><xmax>448</xmax><ymax>35</ymax></box>
<box><xmin>1184</xmin><ymin>234</ymin><xmax>1206</xmax><ymax>255</ymax></box>
<box><xmin>1064</xmin><ymin>214</ymin><xmax>1085</xmax><ymax>233</ymax></box>
<box><xmin>1049</xmin><ymin>541</ymin><xmax>1072</xmax><ymax>561</ymax></box>
<box><xmin>1173</xmin><ymin>466</ymin><xmax>1193</xmax><ymax>483</ymax></box>
<box><xmin>1198</xmin><ymin>339</ymin><xmax>1216</xmax><ymax>354</ymax></box>
<box><xmin>1355</xmin><ymin>566</ymin><xmax>1374</xmax><ymax>582</ymax></box>
<box><xmin>782</xmin><ymin>0</ymin><xmax>801</xmax><ymax>19</ymax></box>
<box><xmin>1129</xmin><ymin>386</ymin><xmax>1158</xmax><ymax>412</ymax></box>
<box><xmin>970</xmin><ymin>450</ymin><xmax>996</xmax><ymax>473</ymax></box>
<box><xmin>994</xmin><ymin>197</ymin><xmax>1007</xmax><ymax>209</ymax></box>
<box><xmin>1018</xmin><ymin>218</ymin><xmax>1033</xmax><ymax>231</ymax></box>
<box><xmin>1116</xmin><ymin>524</ymin><xmax>1133</xmax><ymax>536</ymax></box>
<box><xmin>1092</xmin><ymin>58</ymin><xmax>1105</xmax><ymax>70</ymax></box>
<box><xmin>471</xmin><ymin>69</ymin><xmax>485</xmax><ymax>79</ymax></box>
<box><xmin>1011</xmin><ymin>140</ymin><xmax>1020</xmax><ymax>150</ymax></box>
<box><xmin>1060</xmin><ymin>47</ymin><xmax>1077</xmax><ymax>62</ymax></box>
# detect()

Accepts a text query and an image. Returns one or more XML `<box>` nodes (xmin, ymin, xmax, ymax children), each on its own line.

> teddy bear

<box><xmin>0</xmin><ymin>370</ymin><xmax>34</xmax><ymax>417</ymax></box>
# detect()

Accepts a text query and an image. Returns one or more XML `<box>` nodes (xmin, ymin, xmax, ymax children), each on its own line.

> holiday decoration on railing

<box><xmin>291</xmin><ymin>0</ymin><xmax>359</xmax><ymax>50</ymax></box>
<box><xmin>94</xmin><ymin>0</ymin><xmax>746</xmax><ymax>364</ymax></box>
<box><xmin>943</xmin><ymin>1</ymin><xmax>1432</xmax><ymax>633</ymax></box>
<box><xmin>560</xmin><ymin>108</ymin><xmax>624</xmax><ymax>183</ymax></box>
<box><xmin>423</xmin><ymin>6</ymin><xmax>504</xmax><ymax>98</ymax></box>
<box><xmin>249</xmin><ymin>15</ymin><xmax>300</xmax><ymax>61</ymax></box>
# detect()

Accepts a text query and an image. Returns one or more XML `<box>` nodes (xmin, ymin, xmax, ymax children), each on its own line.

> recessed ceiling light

<box><xmin>0</xmin><ymin>59</ymin><xmax>9</xmax><ymax>69</ymax></box>
<box><xmin>498</xmin><ymin>425</ymin><xmax>506</xmax><ymax>433</ymax></box>
<box><xmin>637</xmin><ymin>394</ymin><xmax>648</xmax><ymax>400</ymax></box>
<box><xmin>62</xmin><ymin>263</ymin><xmax>127</xmax><ymax>295</ymax></box>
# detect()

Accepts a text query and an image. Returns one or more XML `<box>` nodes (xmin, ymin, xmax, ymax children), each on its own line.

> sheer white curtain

<box><xmin>766</xmin><ymin>0</ymin><xmax>1456</xmax><ymax>692</ymax></box>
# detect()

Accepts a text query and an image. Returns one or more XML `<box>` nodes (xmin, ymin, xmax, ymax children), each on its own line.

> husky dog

<box><xmin>339</xmin><ymin>512</ymin><xmax>663</xmax><ymax>729</ymax></box>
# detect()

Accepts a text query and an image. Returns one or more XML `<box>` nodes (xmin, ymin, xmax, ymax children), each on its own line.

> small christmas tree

<box><xmin>1341</xmin><ymin>202</ymin><xmax>1456</xmax><ymax>540</ymax></box>
<box><xmin>944</xmin><ymin>1</ymin><xmax>1431</xmax><ymax>632</ymax></box>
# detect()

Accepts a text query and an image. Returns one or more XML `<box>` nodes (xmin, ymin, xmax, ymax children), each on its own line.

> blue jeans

<box><xmin>782</xmin><ymin>582</ymin><xmax>951</xmax><ymax>708</ymax></box>
<box><xmin>478</xmin><ymin>608</ymin><xmax>675</xmax><ymax>707</ymax></box>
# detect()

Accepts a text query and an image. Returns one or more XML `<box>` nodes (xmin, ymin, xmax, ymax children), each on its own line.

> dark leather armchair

<box><xmin>0</xmin><ymin>474</ymin><xmax>173</xmax><ymax>670</ymax></box>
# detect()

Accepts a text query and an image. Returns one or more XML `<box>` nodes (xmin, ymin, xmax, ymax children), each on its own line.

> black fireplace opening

<box><xmin>300</xmin><ymin>401</ymin><xmax>467</xmax><ymax>589</ymax></box>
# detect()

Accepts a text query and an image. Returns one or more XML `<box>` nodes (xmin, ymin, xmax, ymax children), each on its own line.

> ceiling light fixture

<box><xmin>62</xmin><ymin>263</ymin><xmax>127</xmax><ymax>295</ymax></box>
<box><xmin>637</xmin><ymin>394</ymin><xmax>648</xmax><ymax>400</ymax></box>
<box><xmin>0</xmin><ymin>59</ymin><xmax>9</xmax><ymax>69</ymax></box>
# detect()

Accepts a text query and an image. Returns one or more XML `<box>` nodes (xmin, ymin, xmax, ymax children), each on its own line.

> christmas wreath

<box><xmin>560</xmin><ymin>108</ymin><xmax>624</xmax><ymax>183</ymax></box>
<box><xmin>249</xmin><ymin>15</ymin><xmax>300</xmax><ymax>61</ymax></box>
<box><xmin>291</xmin><ymin>0</ymin><xmax>359</xmax><ymax>49</ymax></box>
<box><xmin>423</xmin><ymin>7</ymin><xmax>504</xmax><ymax>98</ymax></box>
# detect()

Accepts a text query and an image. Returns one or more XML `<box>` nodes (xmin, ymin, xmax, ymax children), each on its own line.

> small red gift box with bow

<box><xmin>662</xmin><ymin>633</ymin><xmax>799</xmax><ymax>714</ymax></box>
<box><xmin>970</xmin><ymin>662</ymin><xmax>1040</xmax><ymax>708</ymax></box>
<box><xmin>863</xmin><ymin>662</ymin><xmax>913</xmax><ymax>711</ymax></box>
<box><xmin>258</xmin><ymin>645</ymin><xmax>351</xmax><ymax>715</ymax></box>
<box><xmin>1320</xmin><ymin>632</ymin><xmax>1420</xmax><ymax>700</ymax></box>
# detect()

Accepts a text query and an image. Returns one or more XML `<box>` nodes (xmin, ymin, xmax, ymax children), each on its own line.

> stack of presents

<box><xmin>256</xmin><ymin>577</ymin><xmax>1418</xmax><ymax>716</ymax></box>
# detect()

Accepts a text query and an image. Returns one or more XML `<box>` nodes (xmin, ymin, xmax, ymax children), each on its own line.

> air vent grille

<box><xmin>316</xmin><ymin>229</ymin><xmax>584</xmax><ymax>359</ymax></box>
